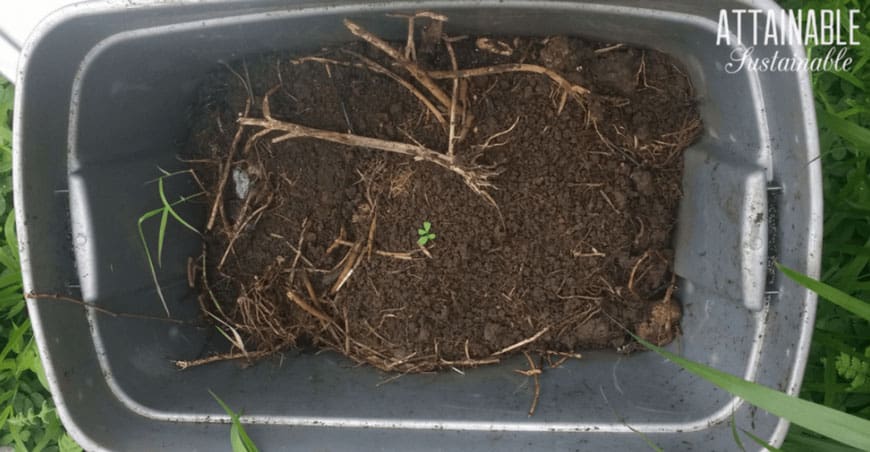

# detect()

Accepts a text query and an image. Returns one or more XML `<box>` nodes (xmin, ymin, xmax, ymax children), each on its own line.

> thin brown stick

<box><xmin>457</xmin><ymin>80</ymin><xmax>474</xmax><ymax>142</ymax></box>
<box><xmin>386</xmin><ymin>11</ymin><xmax>449</xmax><ymax>22</ymax></box>
<box><xmin>207</xmin><ymin>98</ymin><xmax>251</xmax><ymax>231</ymax></box>
<box><xmin>628</xmin><ymin>250</ymin><xmax>651</xmax><ymax>296</ymax></box>
<box><xmin>365</xmin><ymin>211</ymin><xmax>378</xmax><ymax>262</ymax></box>
<box><xmin>417</xmin><ymin>241</ymin><xmax>433</xmax><ymax>258</ymax></box>
<box><xmin>343</xmin><ymin>19</ymin><xmax>451</xmax><ymax>108</ymax></box>
<box><xmin>521</xmin><ymin>352</ymin><xmax>541</xmax><ymax>416</ymax></box>
<box><xmin>343</xmin><ymin>306</ymin><xmax>350</xmax><ymax>354</ymax></box>
<box><xmin>330</xmin><ymin>243</ymin><xmax>362</xmax><ymax>295</ymax></box>
<box><xmin>594</xmin><ymin>43</ymin><xmax>624</xmax><ymax>54</ymax></box>
<box><xmin>173</xmin><ymin>348</ymin><xmax>277</xmax><ymax>370</ymax></box>
<box><xmin>218</xmin><ymin>193</ymin><xmax>273</xmax><ymax>269</ymax></box>
<box><xmin>428</xmin><ymin>64</ymin><xmax>589</xmax><ymax>113</ymax></box>
<box><xmin>440</xmin><ymin>357</ymin><xmax>500</xmax><ymax>366</ymax></box>
<box><xmin>26</xmin><ymin>293</ymin><xmax>188</xmax><ymax>324</ymax></box>
<box><xmin>331</xmin><ymin>50</ymin><xmax>448</xmax><ymax>128</ymax></box>
<box><xmin>286</xmin><ymin>290</ymin><xmax>334</xmax><ymax>325</ymax></box>
<box><xmin>493</xmin><ymin>326</ymin><xmax>550</xmax><ymax>356</ymax></box>
<box><xmin>238</xmin><ymin>116</ymin><xmax>498</xmax><ymax>206</ymax></box>
<box><xmin>294</xmin><ymin>275</ymin><xmax>316</xmax><ymax>314</ymax></box>
<box><xmin>288</xmin><ymin>218</ymin><xmax>309</xmax><ymax>286</ymax></box>
<box><xmin>405</xmin><ymin>16</ymin><xmax>416</xmax><ymax>60</ymax></box>
<box><xmin>599</xmin><ymin>190</ymin><xmax>619</xmax><ymax>214</ymax></box>
<box><xmin>334</xmin><ymin>239</ymin><xmax>421</xmax><ymax>260</ymax></box>
<box><xmin>474</xmin><ymin>116</ymin><xmax>520</xmax><ymax>151</ymax></box>
<box><xmin>444</xmin><ymin>36</ymin><xmax>459</xmax><ymax>157</ymax></box>
<box><xmin>546</xmin><ymin>350</ymin><xmax>583</xmax><ymax>359</ymax></box>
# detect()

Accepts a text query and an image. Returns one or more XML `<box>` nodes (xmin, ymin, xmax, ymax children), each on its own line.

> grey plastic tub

<box><xmin>14</xmin><ymin>1</ymin><xmax>821</xmax><ymax>450</ymax></box>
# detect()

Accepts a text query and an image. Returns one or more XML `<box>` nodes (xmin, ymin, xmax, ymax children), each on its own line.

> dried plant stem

<box><xmin>493</xmin><ymin>326</ymin><xmax>550</xmax><ymax>356</ymax></box>
<box><xmin>238</xmin><ymin>116</ymin><xmax>498</xmax><ymax>206</ymax></box>
<box><xmin>207</xmin><ymin>98</ymin><xmax>251</xmax><ymax>231</ymax></box>
<box><xmin>405</xmin><ymin>15</ymin><xmax>416</xmax><ymax>60</ymax></box>
<box><xmin>342</xmin><ymin>50</ymin><xmax>448</xmax><ymax>128</ymax></box>
<box><xmin>334</xmin><ymin>239</ymin><xmax>421</xmax><ymax>260</ymax></box>
<box><xmin>440</xmin><ymin>357</ymin><xmax>500</xmax><ymax>366</ymax></box>
<box><xmin>25</xmin><ymin>292</ymin><xmax>187</xmax><ymax>324</ymax></box>
<box><xmin>286</xmin><ymin>290</ymin><xmax>335</xmax><ymax>325</ymax></box>
<box><xmin>520</xmin><ymin>352</ymin><xmax>541</xmax><ymax>416</ymax></box>
<box><xmin>429</xmin><ymin>63</ymin><xmax>589</xmax><ymax>113</ymax></box>
<box><xmin>444</xmin><ymin>37</ymin><xmax>460</xmax><ymax>157</ymax></box>
<box><xmin>343</xmin><ymin>19</ymin><xmax>451</xmax><ymax>109</ymax></box>
<box><xmin>218</xmin><ymin>193</ymin><xmax>273</xmax><ymax>269</ymax></box>
<box><xmin>295</xmin><ymin>55</ymin><xmax>447</xmax><ymax>128</ymax></box>
<box><xmin>288</xmin><ymin>218</ymin><xmax>309</xmax><ymax>285</ymax></box>
<box><xmin>628</xmin><ymin>250</ymin><xmax>651</xmax><ymax>296</ymax></box>
<box><xmin>174</xmin><ymin>348</ymin><xmax>278</xmax><ymax>370</ymax></box>
<box><xmin>330</xmin><ymin>243</ymin><xmax>363</xmax><ymax>295</ymax></box>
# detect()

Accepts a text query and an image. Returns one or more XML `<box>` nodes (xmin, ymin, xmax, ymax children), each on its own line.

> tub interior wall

<box><xmin>67</xmin><ymin>4</ymin><xmax>773</xmax><ymax>428</ymax></box>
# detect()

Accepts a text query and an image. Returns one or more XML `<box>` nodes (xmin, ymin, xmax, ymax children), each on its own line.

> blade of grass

<box><xmin>777</xmin><ymin>263</ymin><xmax>870</xmax><ymax>321</ymax></box>
<box><xmin>817</xmin><ymin>108</ymin><xmax>870</xmax><ymax>152</ymax></box>
<box><xmin>730</xmin><ymin>413</ymin><xmax>747</xmax><ymax>452</ymax></box>
<box><xmin>633</xmin><ymin>335</ymin><xmax>870</xmax><ymax>451</ymax></box>
<box><xmin>742</xmin><ymin>429</ymin><xmax>783</xmax><ymax>452</ymax></box>
<box><xmin>828</xmin><ymin>70</ymin><xmax>866</xmax><ymax>91</ymax></box>
<box><xmin>0</xmin><ymin>320</ymin><xmax>29</xmax><ymax>363</ymax></box>
<box><xmin>137</xmin><ymin>190</ymin><xmax>203</xmax><ymax>317</ymax></box>
<box><xmin>157</xmin><ymin>209</ymin><xmax>168</xmax><ymax>267</ymax></box>
<box><xmin>209</xmin><ymin>390</ymin><xmax>260</xmax><ymax>452</ymax></box>
<box><xmin>4</xmin><ymin>210</ymin><xmax>17</xmax><ymax>262</ymax></box>
<box><xmin>626</xmin><ymin>423</ymin><xmax>663</xmax><ymax>452</ymax></box>
<box><xmin>785</xmin><ymin>426</ymin><xmax>862</xmax><ymax>452</ymax></box>
<box><xmin>158</xmin><ymin>177</ymin><xmax>200</xmax><ymax>235</ymax></box>
<box><xmin>138</xmin><ymin>207</ymin><xmax>170</xmax><ymax>316</ymax></box>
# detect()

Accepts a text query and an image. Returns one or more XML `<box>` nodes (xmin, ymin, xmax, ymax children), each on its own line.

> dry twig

<box><xmin>343</xmin><ymin>19</ymin><xmax>451</xmax><ymax>108</ymax></box>
<box><xmin>515</xmin><ymin>352</ymin><xmax>542</xmax><ymax>416</ymax></box>
<box><xmin>493</xmin><ymin>326</ymin><xmax>550</xmax><ymax>356</ymax></box>
<box><xmin>428</xmin><ymin>63</ymin><xmax>589</xmax><ymax>113</ymax></box>
<box><xmin>239</xmin><ymin>92</ymin><xmax>499</xmax><ymax>206</ymax></box>
<box><xmin>25</xmin><ymin>293</ymin><xmax>188</xmax><ymax>324</ymax></box>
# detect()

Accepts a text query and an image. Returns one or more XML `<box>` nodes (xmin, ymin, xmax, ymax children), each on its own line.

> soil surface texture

<box><xmin>184</xmin><ymin>17</ymin><xmax>700</xmax><ymax>375</ymax></box>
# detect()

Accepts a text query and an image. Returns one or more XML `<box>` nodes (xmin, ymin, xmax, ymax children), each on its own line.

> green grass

<box><xmin>651</xmin><ymin>1</ymin><xmax>870</xmax><ymax>449</ymax></box>
<box><xmin>639</xmin><ymin>324</ymin><xmax>870</xmax><ymax>450</ymax></box>
<box><xmin>780</xmin><ymin>0</ymin><xmax>870</xmax><ymax>448</ymax></box>
<box><xmin>210</xmin><ymin>391</ymin><xmax>260</xmax><ymax>452</ymax></box>
<box><xmin>137</xmin><ymin>169</ymin><xmax>202</xmax><ymax>316</ymax></box>
<box><xmin>0</xmin><ymin>80</ymin><xmax>80</xmax><ymax>451</ymax></box>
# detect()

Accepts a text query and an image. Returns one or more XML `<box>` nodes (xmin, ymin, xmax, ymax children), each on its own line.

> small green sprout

<box><xmin>417</xmin><ymin>221</ymin><xmax>436</xmax><ymax>246</ymax></box>
<box><xmin>138</xmin><ymin>168</ymin><xmax>202</xmax><ymax>316</ymax></box>
<box><xmin>209</xmin><ymin>390</ymin><xmax>260</xmax><ymax>452</ymax></box>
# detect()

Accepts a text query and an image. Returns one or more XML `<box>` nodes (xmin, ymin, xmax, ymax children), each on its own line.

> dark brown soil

<box><xmin>184</xmin><ymin>19</ymin><xmax>700</xmax><ymax>375</ymax></box>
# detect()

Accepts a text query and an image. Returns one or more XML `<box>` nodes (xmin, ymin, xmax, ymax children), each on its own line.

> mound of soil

<box><xmin>184</xmin><ymin>17</ymin><xmax>700</xmax><ymax>375</ymax></box>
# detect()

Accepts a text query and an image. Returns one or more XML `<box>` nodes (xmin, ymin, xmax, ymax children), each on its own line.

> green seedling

<box><xmin>209</xmin><ymin>390</ymin><xmax>260</xmax><ymax>452</ymax></box>
<box><xmin>417</xmin><ymin>221</ymin><xmax>436</xmax><ymax>246</ymax></box>
<box><xmin>137</xmin><ymin>169</ymin><xmax>202</xmax><ymax>316</ymax></box>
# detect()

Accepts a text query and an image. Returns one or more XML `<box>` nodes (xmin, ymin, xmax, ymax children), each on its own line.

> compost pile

<box><xmin>183</xmin><ymin>14</ymin><xmax>701</xmax><ymax>375</ymax></box>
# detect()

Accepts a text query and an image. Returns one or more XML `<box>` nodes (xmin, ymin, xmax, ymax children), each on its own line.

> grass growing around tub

<box><xmin>635</xmin><ymin>277</ymin><xmax>870</xmax><ymax>449</ymax></box>
<box><xmin>642</xmin><ymin>2</ymin><xmax>870</xmax><ymax>448</ymax></box>
<box><xmin>780</xmin><ymin>0</ymin><xmax>870</xmax><ymax>448</ymax></box>
<box><xmin>0</xmin><ymin>80</ymin><xmax>80</xmax><ymax>451</ymax></box>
